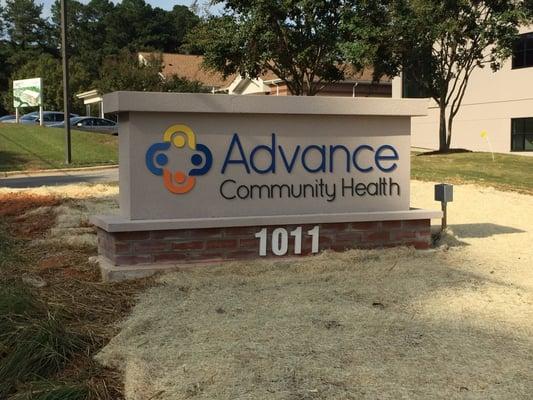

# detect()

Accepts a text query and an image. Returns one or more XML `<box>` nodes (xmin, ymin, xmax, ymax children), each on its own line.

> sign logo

<box><xmin>146</xmin><ymin>124</ymin><xmax>212</xmax><ymax>194</ymax></box>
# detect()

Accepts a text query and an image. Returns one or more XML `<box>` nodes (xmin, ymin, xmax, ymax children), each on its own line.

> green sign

<box><xmin>13</xmin><ymin>78</ymin><xmax>43</xmax><ymax>108</ymax></box>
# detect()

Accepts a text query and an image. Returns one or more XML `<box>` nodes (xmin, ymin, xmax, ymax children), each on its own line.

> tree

<box><xmin>188</xmin><ymin>0</ymin><xmax>352</xmax><ymax>96</ymax></box>
<box><xmin>95</xmin><ymin>51</ymin><xmax>209</xmax><ymax>94</ymax></box>
<box><xmin>2</xmin><ymin>53</ymin><xmax>92</xmax><ymax>114</ymax></box>
<box><xmin>2</xmin><ymin>0</ymin><xmax>49</xmax><ymax>51</ymax></box>
<box><xmin>345</xmin><ymin>0</ymin><xmax>526</xmax><ymax>152</ymax></box>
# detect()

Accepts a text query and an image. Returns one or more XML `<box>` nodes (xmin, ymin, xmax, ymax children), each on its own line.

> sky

<box><xmin>24</xmin><ymin>1</ymin><xmax>206</xmax><ymax>17</ymax></box>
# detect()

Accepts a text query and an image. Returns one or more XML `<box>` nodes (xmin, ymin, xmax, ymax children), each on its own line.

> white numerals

<box><xmin>254</xmin><ymin>226</ymin><xmax>320</xmax><ymax>256</ymax></box>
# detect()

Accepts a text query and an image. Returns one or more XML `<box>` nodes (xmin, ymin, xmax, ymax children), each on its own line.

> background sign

<box><xmin>13</xmin><ymin>78</ymin><xmax>43</xmax><ymax>108</ymax></box>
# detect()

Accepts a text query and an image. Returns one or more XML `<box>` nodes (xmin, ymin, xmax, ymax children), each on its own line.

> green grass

<box><xmin>0</xmin><ymin>312</ymin><xmax>86</xmax><ymax>398</ymax></box>
<box><xmin>411</xmin><ymin>151</ymin><xmax>533</xmax><ymax>194</ymax></box>
<box><xmin>0</xmin><ymin>224</ymin><xmax>23</xmax><ymax>269</ymax></box>
<box><xmin>0</xmin><ymin>123</ymin><xmax>117</xmax><ymax>172</ymax></box>
<box><xmin>9</xmin><ymin>383</ymin><xmax>90</xmax><ymax>400</ymax></box>
<box><xmin>0</xmin><ymin>224</ymin><xmax>87</xmax><ymax>399</ymax></box>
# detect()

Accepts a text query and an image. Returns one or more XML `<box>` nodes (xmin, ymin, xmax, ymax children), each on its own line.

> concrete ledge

<box><xmin>91</xmin><ymin>208</ymin><xmax>442</xmax><ymax>232</ymax></box>
<box><xmin>97</xmin><ymin>256</ymin><xmax>193</xmax><ymax>282</ymax></box>
<box><xmin>104</xmin><ymin>92</ymin><xmax>429</xmax><ymax>117</ymax></box>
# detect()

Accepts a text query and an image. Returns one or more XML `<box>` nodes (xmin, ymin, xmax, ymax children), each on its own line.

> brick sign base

<box><xmin>96</xmin><ymin>219</ymin><xmax>431</xmax><ymax>281</ymax></box>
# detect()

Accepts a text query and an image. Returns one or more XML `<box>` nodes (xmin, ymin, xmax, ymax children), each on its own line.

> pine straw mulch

<box><xmin>0</xmin><ymin>192</ymin><xmax>153</xmax><ymax>400</ymax></box>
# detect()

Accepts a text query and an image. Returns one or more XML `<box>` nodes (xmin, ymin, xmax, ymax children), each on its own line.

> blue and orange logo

<box><xmin>145</xmin><ymin>124</ymin><xmax>213</xmax><ymax>194</ymax></box>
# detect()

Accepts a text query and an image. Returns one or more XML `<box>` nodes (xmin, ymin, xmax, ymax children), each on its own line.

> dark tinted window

<box><xmin>97</xmin><ymin>119</ymin><xmax>114</xmax><ymax>126</ymax></box>
<box><xmin>78</xmin><ymin>118</ymin><xmax>93</xmax><ymax>126</ymax></box>
<box><xmin>512</xmin><ymin>32</ymin><xmax>533</xmax><ymax>69</ymax></box>
<box><xmin>511</xmin><ymin>118</ymin><xmax>533</xmax><ymax>151</ymax></box>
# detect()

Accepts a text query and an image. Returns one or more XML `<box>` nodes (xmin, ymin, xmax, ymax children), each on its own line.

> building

<box><xmin>392</xmin><ymin>26</ymin><xmax>533</xmax><ymax>155</ymax></box>
<box><xmin>224</xmin><ymin>68</ymin><xmax>391</xmax><ymax>97</ymax></box>
<box><xmin>138</xmin><ymin>52</ymin><xmax>235</xmax><ymax>93</ymax></box>
<box><xmin>76</xmin><ymin>90</ymin><xmax>104</xmax><ymax>118</ymax></box>
<box><xmin>139</xmin><ymin>52</ymin><xmax>391</xmax><ymax>98</ymax></box>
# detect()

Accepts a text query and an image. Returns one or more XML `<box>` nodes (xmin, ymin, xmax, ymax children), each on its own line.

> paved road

<box><xmin>0</xmin><ymin>167</ymin><xmax>118</xmax><ymax>188</ymax></box>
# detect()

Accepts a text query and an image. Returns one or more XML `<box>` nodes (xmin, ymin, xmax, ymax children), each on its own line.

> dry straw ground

<box><xmin>88</xmin><ymin>181</ymin><xmax>533</xmax><ymax>400</ymax></box>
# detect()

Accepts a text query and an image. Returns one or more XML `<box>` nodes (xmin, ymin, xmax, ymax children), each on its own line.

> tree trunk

<box><xmin>438</xmin><ymin>103</ymin><xmax>449</xmax><ymax>152</ymax></box>
<box><xmin>446</xmin><ymin>115</ymin><xmax>453</xmax><ymax>149</ymax></box>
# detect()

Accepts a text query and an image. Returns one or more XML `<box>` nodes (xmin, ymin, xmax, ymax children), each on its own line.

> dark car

<box><xmin>49</xmin><ymin>116</ymin><xmax>118</xmax><ymax>135</ymax></box>
<box><xmin>20</xmin><ymin>111</ymin><xmax>79</xmax><ymax>126</ymax></box>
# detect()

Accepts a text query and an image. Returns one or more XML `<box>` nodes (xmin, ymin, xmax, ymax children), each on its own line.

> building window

<box><xmin>511</xmin><ymin>118</ymin><xmax>533</xmax><ymax>151</ymax></box>
<box><xmin>512</xmin><ymin>32</ymin><xmax>533</xmax><ymax>69</ymax></box>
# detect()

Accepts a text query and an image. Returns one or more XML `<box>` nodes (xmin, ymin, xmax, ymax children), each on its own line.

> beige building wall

<box><xmin>392</xmin><ymin>26</ymin><xmax>533</xmax><ymax>156</ymax></box>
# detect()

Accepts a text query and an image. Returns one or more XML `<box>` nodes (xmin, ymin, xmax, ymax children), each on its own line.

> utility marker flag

<box><xmin>481</xmin><ymin>130</ymin><xmax>495</xmax><ymax>161</ymax></box>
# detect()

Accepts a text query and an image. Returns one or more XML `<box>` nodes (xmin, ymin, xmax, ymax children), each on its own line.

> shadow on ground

<box><xmin>450</xmin><ymin>223</ymin><xmax>525</xmax><ymax>239</ymax></box>
<box><xmin>0</xmin><ymin>150</ymin><xmax>28</xmax><ymax>172</ymax></box>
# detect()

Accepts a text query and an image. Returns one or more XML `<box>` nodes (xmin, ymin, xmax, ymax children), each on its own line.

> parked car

<box><xmin>20</xmin><ymin>111</ymin><xmax>79</xmax><ymax>126</ymax></box>
<box><xmin>0</xmin><ymin>115</ymin><xmax>16</xmax><ymax>123</ymax></box>
<box><xmin>49</xmin><ymin>116</ymin><xmax>118</xmax><ymax>135</ymax></box>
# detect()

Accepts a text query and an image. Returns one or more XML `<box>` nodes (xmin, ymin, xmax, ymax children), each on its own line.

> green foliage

<box><xmin>343</xmin><ymin>0</ymin><xmax>527</xmax><ymax>151</ymax></box>
<box><xmin>162</xmin><ymin>75</ymin><xmax>211</xmax><ymax>93</ymax></box>
<box><xmin>0</xmin><ymin>283</ymin><xmax>41</xmax><ymax>322</ymax></box>
<box><xmin>0</xmin><ymin>312</ymin><xmax>86</xmax><ymax>397</ymax></box>
<box><xmin>95</xmin><ymin>50</ymin><xmax>209</xmax><ymax>94</ymax></box>
<box><xmin>95</xmin><ymin>51</ymin><xmax>164</xmax><ymax>93</ymax></box>
<box><xmin>8</xmin><ymin>382</ymin><xmax>89</xmax><ymax>400</ymax></box>
<box><xmin>1</xmin><ymin>0</ymin><xmax>50</xmax><ymax>50</ymax></box>
<box><xmin>0</xmin><ymin>225</ymin><xmax>23</xmax><ymax>269</ymax></box>
<box><xmin>0</xmin><ymin>0</ymin><xmax>203</xmax><ymax>115</ymax></box>
<box><xmin>189</xmin><ymin>0</ymin><xmax>352</xmax><ymax>95</ymax></box>
<box><xmin>0</xmin><ymin>276</ymin><xmax>86</xmax><ymax>399</ymax></box>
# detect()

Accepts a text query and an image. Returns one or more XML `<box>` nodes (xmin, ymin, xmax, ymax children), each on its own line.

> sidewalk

<box><xmin>0</xmin><ymin>165</ymin><xmax>118</xmax><ymax>188</ymax></box>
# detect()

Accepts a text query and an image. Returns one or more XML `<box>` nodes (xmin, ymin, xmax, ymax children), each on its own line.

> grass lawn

<box><xmin>411</xmin><ymin>151</ymin><xmax>533</xmax><ymax>194</ymax></box>
<box><xmin>0</xmin><ymin>123</ymin><xmax>117</xmax><ymax>172</ymax></box>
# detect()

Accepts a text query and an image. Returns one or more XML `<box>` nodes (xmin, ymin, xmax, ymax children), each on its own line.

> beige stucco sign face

<box><xmin>121</xmin><ymin>112</ymin><xmax>411</xmax><ymax>221</ymax></box>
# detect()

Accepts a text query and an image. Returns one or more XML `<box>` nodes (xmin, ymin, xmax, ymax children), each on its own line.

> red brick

<box><xmin>382</xmin><ymin>220</ymin><xmax>402</xmax><ymax>229</ymax></box>
<box><xmin>352</xmin><ymin>221</ymin><xmax>380</xmax><ymax>231</ymax></box>
<box><xmin>190</xmin><ymin>228</ymin><xmax>224</xmax><ymax>238</ymax></box>
<box><xmin>153</xmin><ymin>253</ymin><xmax>188</xmax><ymax>263</ymax></box>
<box><xmin>363</xmin><ymin>231</ymin><xmax>390</xmax><ymax>242</ymax></box>
<box><xmin>320</xmin><ymin>223</ymin><xmax>350</xmax><ymax>232</ymax></box>
<box><xmin>113</xmin><ymin>255</ymin><xmax>152</xmax><ymax>266</ymax></box>
<box><xmin>112</xmin><ymin>242</ymin><xmax>132</xmax><ymax>254</ymax></box>
<box><xmin>113</xmin><ymin>231</ymin><xmax>150</xmax><ymax>241</ymax></box>
<box><xmin>133</xmin><ymin>240</ymin><xmax>171</xmax><ymax>252</ymax></box>
<box><xmin>172</xmin><ymin>241</ymin><xmax>205</xmax><ymax>250</ymax></box>
<box><xmin>224</xmin><ymin>226</ymin><xmax>261</xmax><ymax>237</ymax></box>
<box><xmin>417</xmin><ymin>231</ymin><xmax>431</xmax><ymax>239</ymax></box>
<box><xmin>403</xmin><ymin>219</ymin><xmax>430</xmax><ymax>229</ymax></box>
<box><xmin>239</xmin><ymin>238</ymin><xmax>259</xmax><ymax>248</ymax></box>
<box><xmin>151</xmin><ymin>230</ymin><xmax>189</xmax><ymax>239</ymax></box>
<box><xmin>206</xmin><ymin>239</ymin><xmax>238</xmax><ymax>249</ymax></box>
<box><xmin>391</xmin><ymin>231</ymin><xmax>417</xmax><ymax>241</ymax></box>
<box><xmin>411</xmin><ymin>240</ymin><xmax>430</xmax><ymax>250</ymax></box>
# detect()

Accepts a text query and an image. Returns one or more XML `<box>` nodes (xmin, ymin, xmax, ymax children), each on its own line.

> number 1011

<box><xmin>254</xmin><ymin>226</ymin><xmax>320</xmax><ymax>256</ymax></box>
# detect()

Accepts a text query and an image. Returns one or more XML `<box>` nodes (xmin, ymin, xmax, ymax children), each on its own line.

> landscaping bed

<box><xmin>0</xmin><ymin>189</ymin><xmax>149</xmax><ymax>400</ymax></box>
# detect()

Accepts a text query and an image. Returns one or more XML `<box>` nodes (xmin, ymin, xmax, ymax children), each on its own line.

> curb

<box><xmin>1</xmin><ymin>164</ymin><xmax>119</xmax><ymax>178</ymax></box>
